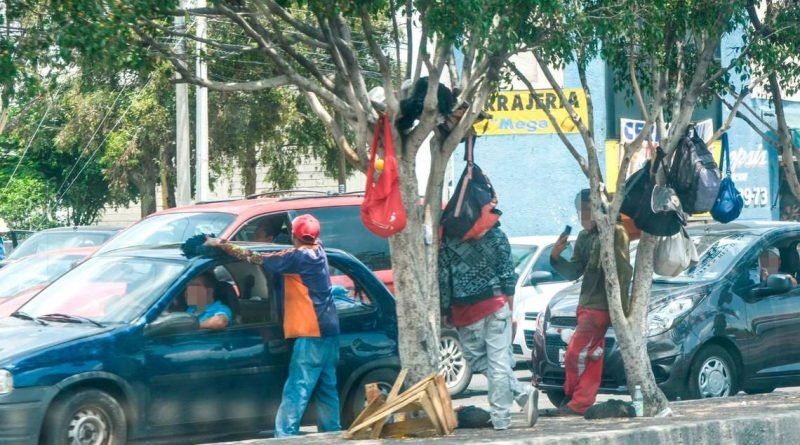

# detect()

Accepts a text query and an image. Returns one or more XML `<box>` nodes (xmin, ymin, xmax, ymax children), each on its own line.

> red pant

<box><xmin>564</xmin><ymin>306</ymin><xmax>610</xmax><ymax>414</ymax></box>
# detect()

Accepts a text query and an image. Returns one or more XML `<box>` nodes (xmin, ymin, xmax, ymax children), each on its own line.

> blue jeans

<box><xmin>275</xmin><ymin>336</ymin><xmax>341</xmax><ymax>437</ymax></box>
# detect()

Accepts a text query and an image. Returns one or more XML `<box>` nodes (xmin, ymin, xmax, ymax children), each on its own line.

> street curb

<box><xmin>209</xmin><ymin>393</ymin><xmax>800</xmax><ymax>445</ymax></box>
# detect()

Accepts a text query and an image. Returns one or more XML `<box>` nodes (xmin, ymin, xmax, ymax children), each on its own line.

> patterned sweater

<box><xmin>438</xmin><ymin>227</ymin><xmax>518</xmax><ymax>311</ymax></box>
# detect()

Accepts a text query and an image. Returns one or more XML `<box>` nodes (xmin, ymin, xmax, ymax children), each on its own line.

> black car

<box><xmin>532</xmin><ymin>221</ymin><xmax>800</xmax><ymax>404</ymax></box>
<box><xmin>0</xmin><ymin>244</ymin><xmax>399</xmax><ymax>444</ymax></box>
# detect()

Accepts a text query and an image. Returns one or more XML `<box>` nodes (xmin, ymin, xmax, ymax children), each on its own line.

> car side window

<box><xmin>330</xmin><ymin>263</ymin><xmax>374</xmax><ymax>317</ymax></box>
<box><xmin>531</xmin><ymin>243</ymin><xmax>573</xmax><ymax>283</ymax></box>
<box><xmin>290</xmin><ymin>206</ymin><xmax>391</xmax><ymax>271</ymax></box>
<box><xmin>232</xmin><ymin>213</ymin><xmax>292</xmax><ymax>244</ymax></box>
<box><xmin>224</xmin><ymin>261</ymin><xmax>278</xmax><ymax>325</ymax></box>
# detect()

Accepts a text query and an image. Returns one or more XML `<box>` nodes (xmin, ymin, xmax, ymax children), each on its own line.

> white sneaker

<box><xmin>524</xmin><ymin>388</ymin><xmax>539</xmax><ymax>427</ymax></box>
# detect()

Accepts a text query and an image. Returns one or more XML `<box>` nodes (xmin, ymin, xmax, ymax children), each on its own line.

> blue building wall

<box><xmin>453</xmin><ymin>58</ymin><xmax>608</xmax><ymax>237</ymax></box>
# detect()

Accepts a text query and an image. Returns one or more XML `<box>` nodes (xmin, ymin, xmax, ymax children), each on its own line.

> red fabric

<box><xmin>462</xmin><ymin>200</ymin><xmax>500</xmax><ymax>240</ymax></box>
<box><xmin>361</xmin><ymin>114</ymin><xmax>407</xmax><ymax>238</ymax></box>
<box><xmin>451</xmin><ymin>295</ymin><xmax>508</xmax><ymax>328</ymax></box>
<box><xmin>564</xmin><ymin>306</ymin><xmax>611</xmax><ymax>414</ymax></box>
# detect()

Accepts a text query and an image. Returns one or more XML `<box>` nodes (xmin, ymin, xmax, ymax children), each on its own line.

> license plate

<box><xmin>558</xmin><ymin>348</ymin><xmax>566</xmax><ymax>368</ymax></box>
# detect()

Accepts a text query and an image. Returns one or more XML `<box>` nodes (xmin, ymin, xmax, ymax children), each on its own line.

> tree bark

<box><xmin>387</xmin><ymin>136</ymin><xmax>444</xmax><ymax>383</ymax></box>
<box><xmin>770</xmin><ymin>74</ymin><xmax>800</xmax><ymax>201</ymax></box>
<box><xmin>242</xmin><ymin>143</ymin><xmax>258</xmax><ymax>196</ymax></box>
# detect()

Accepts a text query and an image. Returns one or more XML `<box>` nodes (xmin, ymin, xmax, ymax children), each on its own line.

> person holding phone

<box><xmin>549</xmin><ymin>189</ymin><xmax>632</xmax><ymax>416</ymax></box>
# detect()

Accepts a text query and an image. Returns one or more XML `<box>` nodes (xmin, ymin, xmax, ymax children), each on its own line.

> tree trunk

<box><xmin>770</xmin><ymin>74</ymin><xmax>800</xmax><ymax>200</ymax></box>
<box><xmin>617</xmin><ymin>233</ymin><xmax>669</xmax><ymax>415</ymax></box>
<box><xmin>136</xmin><ymin>171</ymin><xmax>158</xmax><ymax>218</ymax></box>
<box><xmin>387</xmin><ymin>137</ymin><xmax>442</xmax><ymax>383</ymax></box>
<box><xmin>160</xmin><ymin>145</ymin><xmax>176</xmax><ymax>209</ymax></box>
<box><xmin>242</xmin><ymin>144</ymin><xmax>257</xmax><ymax>196</ymax></box>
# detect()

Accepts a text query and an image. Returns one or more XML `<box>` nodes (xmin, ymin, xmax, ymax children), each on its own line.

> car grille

<box><xmin>524</xmin><ymin>330</ymin><xmax>535</xmax><ymax>348</ymax></box>
<box><xmin>545</xmin><ymin>334</ymin><xmax>615</xmax><ymax>363</ymax></box>
<box><xmin>549</xmin><ymin>316</ymin><xmax>578</xmax><ymax>328</ymax></box>
<box><xmin>513</xmin><ymin>344</ymin><xmax>523</xmax><ymax>355</ymax></box>
<box><xmin>525</xmin><ymin>311</ymin><xmax>539</xmax><ymax>321</ymax></box>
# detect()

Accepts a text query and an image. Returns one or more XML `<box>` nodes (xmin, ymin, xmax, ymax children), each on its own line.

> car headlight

<box><xmin>0</xmin><ymin>370</ymin><xmax>13</xmax><ymax>395</ymax></box>
<box><xmin>535</xmin><ymin>312</ymin><xmax>545</xmax><ymax>334</ymax></box>
<box><xmin>647</xmin><ymin>296</ymin><xmax>696</xmax><ymax>337</ymax></box>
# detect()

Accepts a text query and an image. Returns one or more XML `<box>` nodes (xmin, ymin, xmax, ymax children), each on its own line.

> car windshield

<box><xmin>8</xmin><ymin>231</ymin><xmax>112</xmax><ymax>260</ymax></box>
<box><xmin>97</xmin><ymin>212</ymin><xmax>236</xmax><ymax>254</ymax></box>
<box><xmin>19</xmin><ymin>256</ymin><xmax>187</xmax><ymax>324</ymax></box>
<box><xmin>511</xmin><ymin>245</ymin><xmax>538</xmax><ymax>275</ymax></box>
<box><xmin>652</xmin><ymin>232</ymin><xmax>756</xmax><ymax>283</ymax></box>
<box><xmin>0</xmin><ymin>254</ymin><xmax>85</xmax><ymax>299</ymax></box>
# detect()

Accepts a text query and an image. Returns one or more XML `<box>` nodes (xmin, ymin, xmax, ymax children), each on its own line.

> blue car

<box><xmin>0</xmin><ymin>245</ymin><xmax>400</xmax><ymax>445</ymax></box>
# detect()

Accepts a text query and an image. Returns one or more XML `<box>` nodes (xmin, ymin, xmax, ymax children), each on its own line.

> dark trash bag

<box><xmin>455</xmin><ymin>405</ymin><xmax>492</xmax><ymax>428</ymax></box>
<box><xmin>583</xmin><ymin>399</ymin><xmax>636</xmax><ymax>419</ymax></box>
<box><xmin>668</xmin><ymin>133</ymin><xmax>721</xmax><ymax>214</ymax></box>
<box><xmin>441</xmin><ymin>135</ymin><xmax>501</xmax><ymax>240</ymax></box>
<box><xmin>620</xmin><ymin>158</ymin><xmax>684</xmax><ymax>237</ymax></box>
<box><xmin>710</xmin><ymin>133</ymin><xmax>744</xmax><ymax>224</ymax></box>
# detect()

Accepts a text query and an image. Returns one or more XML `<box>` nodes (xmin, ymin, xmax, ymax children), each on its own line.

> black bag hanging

<box><xmin>668</xmin><ymin>129</ymin><xmax>721</xmax><ymax>214</ymax></box>
<box><xmin>440</xmin><ymin>135</ymin><xmax>501</xmax><ymax>240</ymax></box>
<box><xmin>710</xmin><ymin>133</ymin><xmax>744</xmax><ymax>223</ymax></box>
<box><xmin>620</xmin><ymin>150</ymin><xmax>685</xmax><ymax>237</ymax></box>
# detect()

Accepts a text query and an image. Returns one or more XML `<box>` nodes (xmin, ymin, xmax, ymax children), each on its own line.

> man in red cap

<box><xmin>205</xmin><ymin>214</ymin><xmax>340</xmax><ymax>437</ymax></box>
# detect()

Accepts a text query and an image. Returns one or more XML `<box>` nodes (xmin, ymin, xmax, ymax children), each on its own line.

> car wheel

<box><xmin>544</xmin><ymin>389</ymin><xmax>566</xmax><ymax>407</ymax></box>
<box><xmin>688</xmin><ymin>345</ymin><xmax>738</xmax><ymax>400</ymax></box>
<box><xmin>343</xmin><ymin>368</ymin><xmax>398</xmax><ymax>428</ymax></box>
<box><xmin>440</xmin><ymin>330</ymin><xmax>472</xmax><ymax>396</ymax></box>
<box><xmin>43</xmin><ymin>389</ymin><xmax>127</xmax><ymax>445</ymax></box>
<box><xmin>744</xmin><ymin>387</ymin><xmax>775</xmax><ymax>395</ymax></box>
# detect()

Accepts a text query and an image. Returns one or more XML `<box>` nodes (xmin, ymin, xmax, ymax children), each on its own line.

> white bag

<box><xmin>654</xmin><ymin>228</ymin><xmax>699</xmax><ymax>277</ymax></box>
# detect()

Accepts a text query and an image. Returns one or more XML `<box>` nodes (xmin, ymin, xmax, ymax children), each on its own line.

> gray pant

<box><xmin>457</xmin><ymin>303</ymin><xmax>524</xmax><ymax>429</ymax></box>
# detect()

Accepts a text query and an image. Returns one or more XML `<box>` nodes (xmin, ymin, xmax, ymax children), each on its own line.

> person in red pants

<box><xmin>550</xmin><ymin>189</ymin><xmax>632</xmax><ymax>415</ymax></box>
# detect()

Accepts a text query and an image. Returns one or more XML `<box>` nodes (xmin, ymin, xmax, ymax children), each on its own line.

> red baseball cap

<box><xmin>291</xmin><ymin>214</ymin><xmax>321</xmax><ymax>244</ymax></box>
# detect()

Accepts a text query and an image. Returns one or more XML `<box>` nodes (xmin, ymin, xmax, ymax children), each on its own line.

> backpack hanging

<box><xmin>667</xmin><ymin>129</ymin><xmax>721</xmax><ymax>214</ymax></box>
<box><xmin>440</xmin><ymin>135</ymin><xmax>501</xmax><ymax>240</ymax></box>
<box><xmin>361</xmin><ymin>114</ymin><xmax>407</xmax><ymax>238</ymax></box>
<box><xmin>710</xmin><ymin>133</ymin><xmax>744</xmax><ymax>223</ymax></box>
<box><xmin>620</xmin><ymin>150</ymin><xmax>685</xmax><ymax>237</ymax></box>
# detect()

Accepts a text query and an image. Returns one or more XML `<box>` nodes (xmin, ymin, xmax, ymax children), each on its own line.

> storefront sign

<box><xmin>475</xmin><ymin>89</ymin><xmax>589</xmax><ymax>135</ymax></box>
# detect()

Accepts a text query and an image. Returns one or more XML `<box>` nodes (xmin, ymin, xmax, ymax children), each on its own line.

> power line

<box><xmin>55</xmin><ymin>74</ymin><xmax>157</xmax><ymax>207</ymax></box>
<box><xmin>54</xmin><ymin>83</ymin><xmax>129</xmax><ymax>199</ymax></box>
<box><xmin>3</xmin><ymin>85</ymin><xmax>64</xmax><ymax>192</ymax></box>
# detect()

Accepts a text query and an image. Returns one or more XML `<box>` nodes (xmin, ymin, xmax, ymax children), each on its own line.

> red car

<box><xmin>0</xmin><ymin>247</ymin><xmax>96</xmax><ymax>317</ymax></box>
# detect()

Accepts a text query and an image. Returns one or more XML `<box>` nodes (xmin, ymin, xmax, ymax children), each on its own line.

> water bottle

<box><xmin>632</xmin><ymin>385</ymin><xmax>644</xmax><ymax>417</ymax></box>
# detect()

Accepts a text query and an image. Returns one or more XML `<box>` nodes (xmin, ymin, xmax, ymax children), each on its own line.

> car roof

<box><xmin>150</xmin><ymin>194</ymin><xmax>366</xmax><ymax>221</ymax></box>
<box><xmin>98</xmin><ymin>242</ymin><xmax>353</xmax><ymax>263</ymax></box>
<box><xmin>36</xmin><ymin>226</ymin><xmax>122</xmax><ymax>234</ymax></box>
<box><xmin>687</xmin><ymin>220</ymin><xmax>800</xmax><ymax>236</ymax></box>
<box><xmin>29</xmin><ymin>246</ymin><xmax>98</xmax><ymax>258</ymax></box>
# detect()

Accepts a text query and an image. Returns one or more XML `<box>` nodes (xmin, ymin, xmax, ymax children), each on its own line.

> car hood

<box><xmin>0</xmin><ymin>317</ymin><xmax>112</xmax><ymax>362</ymax></box>
<box><xmin>548</xmin><ymin>280</ymin><xmax>713</xmax><ymax>319</ymax></box>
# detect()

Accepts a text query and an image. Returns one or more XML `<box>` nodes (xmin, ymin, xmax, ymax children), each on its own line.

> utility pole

<box><xmin>195</xmin><ymin>0</ymin><xmax>209</xmax><ymax>202</ymax></box>
<box><xmin>175</xmin><ymin>0</ymin><xmax>191</xmax><ymax>206</ymax></box>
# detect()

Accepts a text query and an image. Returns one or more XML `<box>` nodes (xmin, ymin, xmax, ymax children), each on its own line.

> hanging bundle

<box><xmin>361</xmin><ymin>114</ymin><xmax>407</xmax><ymax>238</ymax></box>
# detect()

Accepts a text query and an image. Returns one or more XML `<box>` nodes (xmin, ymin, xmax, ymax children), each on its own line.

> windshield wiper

<box><xmin>39</xmin><ymin>313</ymin><xmax>104</xmax><ymax>328</ymax></box>
<box><xmin>10</xmin><ymin>311</ymin><xmax>49</xmax><ymax>326</ymax></box>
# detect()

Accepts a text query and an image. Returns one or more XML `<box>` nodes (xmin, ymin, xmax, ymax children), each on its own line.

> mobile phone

<box><xmin>561</xmin><ymin>225</ymin><xmax>572</xmax><ymax>238</ymax></box>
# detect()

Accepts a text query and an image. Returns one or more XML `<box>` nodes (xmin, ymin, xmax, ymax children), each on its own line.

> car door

<box><xmin>143</xmin><ymin>262</ymin><xmax>290</xmax><ymax>433</ymax></box>
<box><xmin>736</xmin><ymin>236</ymin><xmax>800</xmax><ymax>385</ymax></box>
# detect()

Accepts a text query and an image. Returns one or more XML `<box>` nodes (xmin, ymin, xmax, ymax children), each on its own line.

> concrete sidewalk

<box><xmin>209</xmin><ymin>392</ymin><xmax>800</xmax><ymax>445</ymax></box>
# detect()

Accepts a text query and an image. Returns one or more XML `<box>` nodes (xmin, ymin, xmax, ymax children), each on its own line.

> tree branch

<box><xmin>361</xmin><ymin>6</ymin><xmax>399</xmax><ymax>115</ymax></box>
<box><xmin>303</xmin><ymin>92</ymin><xmax>366</xmax><ymax>171</ymax></box>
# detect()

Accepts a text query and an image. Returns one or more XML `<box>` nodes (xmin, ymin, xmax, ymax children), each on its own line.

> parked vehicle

<box><xmin>0</xmin><ymin>247</ymin><xmax>96</xmax><ymax>317</ymax></box>
<box><xmin>532</xmin><ymin>221</ymin><xmax>800</xmax><ymax>405</ymax></box>
<box><xmin>0</xmin><ymin>244</ymin><xmax>400</xmax><ymax>444</ymax></box>
<box><xmin>94</xmin><ymin>191</ymin><xmax>472</xmax><ymax>394</ymax></box>
<box><xmin>1</xmin><ymin>227</ymin><xmax>119</xmax><ymax>267</ymax></box>
<box><xmin>509</xmin><ymin>236</ymin><xmax>575</xmax><ymax>364</ymax></box>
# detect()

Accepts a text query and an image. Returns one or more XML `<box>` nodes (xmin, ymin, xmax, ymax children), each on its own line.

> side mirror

<box><xmin>527</xmin><ymin>271</ymin><xmax>553</xmax><ymax>286</ymax></box>
<box><xmin>145</xmin><ymin>312</ymin><xmax>199</xmax><ymax>337</ymax></box>
<box><xmin>750</xmin><ymin>274</ymin><xmax>794</xmax><ymax>298</ymax></box>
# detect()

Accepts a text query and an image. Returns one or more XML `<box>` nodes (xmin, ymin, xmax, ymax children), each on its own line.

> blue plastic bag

<box><xmin>710</xmin><ymin>133</ymin><xmax>744</xmax><ymax>223</ymax></box>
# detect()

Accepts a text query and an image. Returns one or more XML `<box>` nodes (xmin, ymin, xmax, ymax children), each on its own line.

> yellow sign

<box><xmin>474</xmin><ymin>89</ymin><xmax>589</xmax><ymax>136</ymax></box>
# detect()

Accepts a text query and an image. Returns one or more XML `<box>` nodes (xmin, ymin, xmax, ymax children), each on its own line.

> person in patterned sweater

<box><xmin>439</xmin><ymin>224</ymin><xmax>538</xmax><ymax>429</ymax></box>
